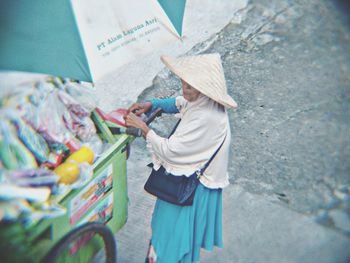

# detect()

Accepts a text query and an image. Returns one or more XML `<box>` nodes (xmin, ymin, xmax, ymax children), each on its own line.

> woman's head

<box><xmin>161</xmin><ymin>54</ymin><xmax>237</xmax><ymax>109</ymax></box>
<box><xmin>181</xmin><ymin>80</ymin><xmax>201</xmax><ymax>102</ymax></box>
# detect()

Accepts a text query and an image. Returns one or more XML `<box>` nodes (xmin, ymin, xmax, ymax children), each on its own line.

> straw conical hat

<box><xmin>161</xmin><ymin>53</ymin><xmax>237</xmax><ymax>109</ymax></box>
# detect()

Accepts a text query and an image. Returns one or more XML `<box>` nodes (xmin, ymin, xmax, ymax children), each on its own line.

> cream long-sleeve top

<box><xmin>146</xmin><ymin>95</ymin><xmax>231</xmax><ymax>189</ymax></box>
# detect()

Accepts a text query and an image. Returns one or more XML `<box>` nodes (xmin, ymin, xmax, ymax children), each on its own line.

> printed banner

<box><xmin>71</xmin><ymin>0</ymin><xmax>180</xmax><ymax>81</ymax></box>
<box><xmin>69</xmin><ymin>164</ymin><xmax>113</xmax><ymax>225</ymax></box>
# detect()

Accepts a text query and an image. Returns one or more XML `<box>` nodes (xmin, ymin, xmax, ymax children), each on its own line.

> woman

<box><xmin>125</xmin><ymin>53</ymin><xmax>237</xmax><ymax>263</ymax></box>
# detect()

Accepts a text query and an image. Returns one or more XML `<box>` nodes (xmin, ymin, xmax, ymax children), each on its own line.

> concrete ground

<box><xmin>116</xmin><ymin>166</ymin><xmax>350</xmax><ymax>262</ymax></box>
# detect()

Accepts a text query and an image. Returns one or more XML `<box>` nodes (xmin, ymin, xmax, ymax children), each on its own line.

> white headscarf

<box><xmin>146</xmin><ymin>94</ymin><xmax>231</xmax><ymax>189</ymax></box>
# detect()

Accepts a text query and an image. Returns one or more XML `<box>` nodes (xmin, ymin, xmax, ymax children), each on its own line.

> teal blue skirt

<box><xmin>151</xmin><ymin>183</ymin><xmax>223</xmax><ymax>263</ymax></box>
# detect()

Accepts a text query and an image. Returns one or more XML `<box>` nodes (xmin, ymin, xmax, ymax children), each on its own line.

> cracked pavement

<box><xmin>116</xmin><ymin>0</ymin><xmax>350</xmax><ymax>262</ymax></box>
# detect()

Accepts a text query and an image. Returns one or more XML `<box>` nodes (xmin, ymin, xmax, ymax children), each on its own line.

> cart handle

<box><xmin>125</xmin><ymin>108</ymin><xmax>163</xmax><ymax>137</ymax></box>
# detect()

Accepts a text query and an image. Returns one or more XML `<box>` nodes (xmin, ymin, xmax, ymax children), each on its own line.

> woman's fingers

<box><xmin>124</xmin><ymin>112</ymin><xmax>150</xmax><ymax>137</ymax></box>
<box><xmin>127</xmin><ymin>103</ymin><xmax>141</xmax><ymax>114</ymax></box>
<box><xmin>128</xmin><ymin>103</ymin><xmax>145</xmax><ymax>116</ymax></box>
<box><xmin>127</xmin><ymin>101</ymin><xmax>153</xmax><ymax>116</ymax></box>
<box><xmin>135</xmin><ymin>109</ymin><xmax>146</xmax><ymax>116</ymax></box>
<box><xmin>125</xmin><ymin>112</ymin><xmax>145</xmax><ymax>128</ymax></box>
<box><xmin>124</xmin><ymin>114</ymin><xmax>133</xmax><ymax>126</ymax></box>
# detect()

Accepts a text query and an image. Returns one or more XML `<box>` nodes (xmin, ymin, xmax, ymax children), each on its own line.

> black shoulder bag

<box><xmin>144</xmin><ymin>120</ymin><xmax>226</xmax><ymax>206</ymax></box>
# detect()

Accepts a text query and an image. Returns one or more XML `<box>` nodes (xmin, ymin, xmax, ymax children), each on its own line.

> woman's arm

<box><xmin>127</xmin><ymin>98</ymin><xmax>178</xmax><ymax>117</ymax></box>
<box><xmin>150</xmin><ymin>97</ymin><xmax>179</xmax><ymax>114</ymax></box>
<box><xmin>125</xmin><ymin>97</ymin><xmax>179</xmax><ymax>138</ymax></box>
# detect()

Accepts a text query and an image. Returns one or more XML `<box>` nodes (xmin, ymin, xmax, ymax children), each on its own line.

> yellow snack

<box><xmin>54</xmin><ymin>161</ymin><xmax>80</xmax><ymax>184</ymax></box>
<box><xmin>66</xmin><ymin>146</ymin><xmax>94</xmax><ymax>164</ymax></box>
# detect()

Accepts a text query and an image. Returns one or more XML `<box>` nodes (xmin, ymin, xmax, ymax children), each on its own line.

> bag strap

<box><xmin>168</xmin><ymin>119</ymin><xmax>181</xmax><ymax>138</ymax></box>
<box><xmin>147</xmin><ymin>120</ymin><xmax>181</xmax><ymax>168</ymax></box>
<box><xmin>168</xmin><ymin>119</ymin><xmax>227</xmax><ymax>177</ymax></box>
<box><xmin>198</xmin><ymin>134</ymin><xmax>226</xmax><ymax>176</ymax></box>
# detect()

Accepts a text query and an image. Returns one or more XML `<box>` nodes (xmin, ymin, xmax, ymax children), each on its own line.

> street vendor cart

<box><xmin>0</xmin><ymin>93</ymin><xmax>162</xmax><ymax>263</ymax></box>
<box><xmin>35</xmin><ymin>131</ymin><xmax>132</xmax><ymax>263</ymax></box>
<box><xmin>0</xmin><ymin>102</ymin><xmax>132</xmax><ymax>263</ymax></box>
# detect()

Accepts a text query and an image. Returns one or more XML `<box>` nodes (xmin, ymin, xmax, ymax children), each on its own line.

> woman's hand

<box><xmin>127</xmin><ymin>102</ymin><xmax>152</xmax><ymax>116</ymax></box>
<box><xmin>124</xmin><ymin>112</ymin><xmax>150</xmax><ymax>137</ymax></box>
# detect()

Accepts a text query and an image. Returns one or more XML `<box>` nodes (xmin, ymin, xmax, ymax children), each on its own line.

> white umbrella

<box><xmin>0</xmin><ymin>0</ymin><xmax>186</xmax><ymax>82</ymax></box>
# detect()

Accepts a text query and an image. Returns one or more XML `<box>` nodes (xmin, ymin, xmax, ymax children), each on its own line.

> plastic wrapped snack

<box><xmin>0</xmin><ymin>120</ymin><xmax>38</xmax><ymax>170</ymax></box>
<box><xmin>4</xmin><ymin>110</ymin><xmax>50</xmax><ymax>164</ymax></box>
<box><xmin>6</xmin><ymin>169</ymin><xmax>59</xmax><ymax>192</ymax></box>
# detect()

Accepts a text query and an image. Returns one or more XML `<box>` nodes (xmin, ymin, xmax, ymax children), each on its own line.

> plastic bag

<box><xmin>57</xmin><ymin>90</ymin><xmax>98</xmax><ymax>142</ymax></box>
<box><xmin>0</xmin><ymin>120</ymin><xmax>38</xmax><ymax>170</ymax></box>
<box><xmin>6</xmin><ymin>169</ymin><xmax>59</xmax><ymax>192</ymax></box>
<box><xmin>63</xmin><ymin>81</ymin><xmax>97</xmax><ymax>112</ymax></box>
<box><xmin>34</xmin><ymin>88</ymin><xmax>81</xmax><ymax>152</ymax></box>
<box><xmin>83</xmin><ymin>135</ymin><xmax>104</xmax><ymax>157</ymax></box>
<box><xmin>1</xmin><ymin>82</ymin><xmax>34</xmax><ymax>109</ymax></box>
<box><xmin>0</xmin><ymin>184</ymin><xmax>50</xmax><ymax>203</ymax></box>
<box><xmin>4</xmin><ymin>109</ymin><xmax>50</xmax><ymax>164</ymax></box>
<box><xmin>62</xmin><ymin>162</ymin><xmax>93</xmax><ymax>190</ymax></box>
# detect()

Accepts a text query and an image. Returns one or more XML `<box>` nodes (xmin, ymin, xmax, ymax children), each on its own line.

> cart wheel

<box><xmin>41</xmin><ymin>222</ymin><xmax>117</xmax><ymax>263</ymax></box>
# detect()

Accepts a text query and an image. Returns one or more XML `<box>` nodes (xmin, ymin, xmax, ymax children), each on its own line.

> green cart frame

<box><xmin>16</xmin><ymin>110</ymin><xmax>134</xmax><ymax>262</ymax></box>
